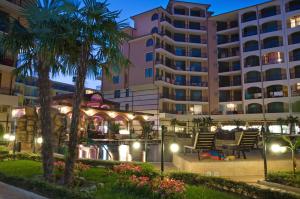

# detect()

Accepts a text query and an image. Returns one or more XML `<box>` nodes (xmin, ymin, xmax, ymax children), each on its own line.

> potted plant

<box><xmin>108</xmin><ymin>122</ymin><xmax>120</xmax><ymax>139</ymax></box>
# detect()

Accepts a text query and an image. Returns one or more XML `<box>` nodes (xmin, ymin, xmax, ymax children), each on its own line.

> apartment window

<box><xmin>114</xmin><ymin>90</ymin><xmax>120</xmax><ymax>98</ymax></box>
<box><xmin>145</xmin><ymin>68</ymin><xmax>153</xmax><ymax>78</ymax></box>
<box><xmin>125</xmin><ymin>88</ymin><xmax>130</xmax><ymax>97</ymax></box>
<box><xmin>151</xmin><ymin>27</ymin><xmax>158</xmax><ymax>34</ymax></box>
<box><xmin>290</xmin><ymin>16</ymin><xmax>300</xmax><ymax>28</ymax></box>
<box><xmin>146</xmin><ymin>39</ymin><xmax>154</xmax><ymax>47</ymax></box>
<box><xmin>151</xmin><ymin>13</ymin><xmax>158</xmax><ymax>21</ymax></box>
<box><xmin>297</xmin><ymin>83</ymin><xmax>300</xmax><ymax>90</ymax></box>
<box><xmin>112</xmin><ymin>76</ymin><xmax>119</xmax><ymax>84</ymax></box>
<box><xmin>145</xmin><ymin>52</ymin><xmax>153</xmax><ymax>62</ymax></box>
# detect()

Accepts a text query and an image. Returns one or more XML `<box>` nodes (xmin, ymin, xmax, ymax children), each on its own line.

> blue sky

<box><xmin>53</xmin><ymin>0</ymin><xmax>270</xmax><ymax>89</ymax></box>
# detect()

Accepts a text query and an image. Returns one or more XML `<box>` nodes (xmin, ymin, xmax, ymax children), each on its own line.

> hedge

<box><xmin>0</xmin><ymin>173</ymin><xmax>93</xmax><ymax>199</ymax></box>
<box><xmin>169</xmin><ymin>172</ymin><xmax>300</xmax><ymax>199</ymax></box>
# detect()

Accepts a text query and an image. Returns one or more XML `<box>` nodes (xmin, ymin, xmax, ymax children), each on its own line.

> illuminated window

<box><xmin>290</xmin><ymin>16</ymin><xmax>300</xmax><ymax>28</ymax></box>
<box><xmin>297</xmin><ymin>83</ymin><xmax>300</xmax><ymax>90</ymax></box>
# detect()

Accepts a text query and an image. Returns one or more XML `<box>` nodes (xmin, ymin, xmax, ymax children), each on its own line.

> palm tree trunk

<box><xmin>64</xmin><ymin>50</ymin><xmax>88</xmax><ymax>185</ymax></box>
<box><xmin>37</xmin><ymin>65</ymin><xmax>54</xmax><ymax>182</ymax></box>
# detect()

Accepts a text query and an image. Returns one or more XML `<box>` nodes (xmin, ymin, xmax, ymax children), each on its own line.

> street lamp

<box><xmin>132</xmin><ymin>141</ymin><xmax>141</xmax><ymax>150</ymax></box>
<box><xmin>3</xmin><ymin>133</ymin><xmax>10</xmax><ymax>140</ymax></box>
<box><xmin>170</xmin><ymin>143</ymin><xmax>180</xmax><ymax>153</ymax></box>
<box><xmin>270</xmin><ymin>144</ymin><xmax>287</xmax><ymax>153</ymax></box>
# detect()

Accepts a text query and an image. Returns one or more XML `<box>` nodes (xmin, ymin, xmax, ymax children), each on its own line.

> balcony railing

<box><xmin>155</xmin><ymin>60</ymin><xmax>208</xmax><ymax>72</ymax></box>
<box><xmin>245</xmin><ymin>92</ymin><xmax>262</xmax><ymax>99</ymax></box>
<box><xmin>159</xmin><ymin>33</ymin><xmax>208</xmax><ymax>44</ymax></box>
<box><xmin>219</xmin><ymin>95</ymin><xmax>242</xmax><ymax>102</ymax></box>
<box><xmin>218</xmin><ymin>64</ymin><xmax>241</xmax><ymax>73</ymax></box>
<box><xmin>156</xmin><ymin>76</ymin><xmax>208</xmax><ymax>87</ymax></box>
<box><xmin>160</xmin><ymin>94</ymin><xmax>208</xmax><ymax>102</ymax></box>
<box><xmin>243</xmin><ymin>30</ymin><xmax>257</xmax><ymax>37</ymax></box>
<box><xmin>245</xmin><ymin>77</ymin><xmax>261</xmax><ymax>83</ymax></box>
<box><xmin>161</xmin><ymin>109</ymin><xmax>209</xmax><ymax>115</ymax></box>
<box><xmin>244</xmin><ymin>45</ymin><xmax>259</xmax><ymax>52</ymax></box>
<box><xmin>219</xmin><ymin>80</ymin><xmax>241</xmax><ymax>87</ymax></box>
<box><xmin>289</xmin><ymin>55</ymin><xmax>300</xmax><ymax>62</ymax></box>
<box><xmin>264</xmin><ymin>74</ymin><xmax>286</xmax><ymax>81</ymax></box>
<box><xmin>217</xmin><ymin>22</ymin><xmax>238</xmax><ymax>32</ymax></box>
<box><xmin>217</xmin><ymin>37</ymin><xmax>239</xmax><ymax>45</ymax></box>
<box><xmin>262</xmin><ymin>58</ymin><xmax>284</xmax><ymax>65</ymax></box>
<box><xmin>259</xmin><ymin>8</ymin><xmax>280</xmax><ymax>18</ymax></box>
<box><xmin>260</xmin><ymin>25</ymin><xmax>281</xmax><ymax>34</ymax></box>
<box><xmin>242</xmin><ymin>15</ymin><xmax>257</xmax><ymax>23</ymax></box>
<box><xmin>218</xmin><ymin>51</ymin><xmax>240</xmax><ymax>59</ymax></box>
<box><xmin>160</xmin><ymin>18</ymin><xmax>207</xmax><ymax>30</ymax></box>
<box><xmin>261</xmin><ymin>40</ymin><xmax>283</xmax><ymax>49</ymax></box>
<box><xmin>286</xmin><ymin>3</ymin><xmax>300</xmax><ymax>12</ymax></box>
<box><xmin>265</xmin><ymin>91</ymin><xmax>287</xmax><ymax>98</ymax></box>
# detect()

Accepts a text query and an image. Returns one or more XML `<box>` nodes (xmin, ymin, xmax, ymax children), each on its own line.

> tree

<box><xmin>0</xmin><ymin>0</ymin><xmax>68</xmax><ymax>181</ymax></box>
<box><xmin>62</xmin><ymin>0</ymin><xmax>129</xmax><ymax>185</ymax></box>
<box><xmin>282</xmin><ymin>136</ymin><xmax>300</xmax><ymax>176</ymax></box>
<box><xmin>276</xmin><ymin>117</ymin><xmax>286</xmax><ymax>134</ymax></box>
<box><xmin>170</xmin><ymin>118</ymin><xmax>178</xmax><ymax>133</ymax></box>
<box><xmin>286</xmin><ymin>115</ymin><xmax>299</xmax><ymax>135</ymax></box>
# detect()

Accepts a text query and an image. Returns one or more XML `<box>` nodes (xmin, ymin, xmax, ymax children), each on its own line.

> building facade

<box><xmin>0</xmin><ymin>0</ymin><xmax>33</xmax><ymax>133</ymax></box>
<box><xmin>102</xmin><ymin>0</ymin><xmax>300</xmax><ymax>132</ymax></box>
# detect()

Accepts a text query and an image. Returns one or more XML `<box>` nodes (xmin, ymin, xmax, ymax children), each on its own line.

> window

<box><xmin>145</xmin><ymin>68</ymin><xmax>153</xmax><ymax>78</ymax></box>
<box><xmin>151</xmin><ymin>13</ymin><xmax>158</xmax><ymax>21</ymax></box>
<box><xmin>125</xmin><ymin>88</ymin><xmax>130</xmax><ymax>97</ymax></box>
<box><xmin>112</xmin><ymin>76</ymin><xmax>119</xmax><ymax>84</ymax></box>
<box><xmin>290</xmin><ymin>16</ymin><xmax>300</xmax><ymax>28</ymax></box>
<box><xmin>146</xmin><ymin>39</ymin><xmax>154</xmax><ymax>47</ymax></box>
<box><xmin>125</xmin><ymin>104</ymin><xmax>129</xmax><ymax>111</ymax></box>
<box><xmin>151</xmin><ymin>27</ymin><xmax>158</xmax><ymax>34</ymax></box>
<box><xmin>145</xmin><ymin>52</ymin><xmax>153</xmax><ymax>62</ymax></box>
<box><xmin>297</xmin><ymin>83</ymin><xmax>300</xmax><ymax>91</ymax></box>
<box><xmin>114</xmin><ymin>90</ymin><xmax>120</xmax><ymax>98</ymax></box>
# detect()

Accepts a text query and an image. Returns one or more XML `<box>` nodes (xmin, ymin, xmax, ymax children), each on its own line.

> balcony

<box><xmin>243</xmin><ymin>27</ymin><xmax>258</xmax><ymax>37</ymax></box>
<box><xmin>289</xmin><ymin>54</ymin><xmax>300</xmax><ymax>62</ymax></box>
<box><xmin>160</xmin><ymin>18</ymin><xmax>207</xmax><ymax>31</ymax></box>
<box><xmin>286</xmin><ymin>1</ymin><xmax>300</xmax><ymax>12</ymax></box>
<box><xmin>246</xmin><ymin>104</ymin><xmax>263</xmax><ymax>114</ymax></box>
<box><xmin>160</xmin><ymin>94</ymin><xmax>208</xmax><ymax>102</ymax></box>
<box><xmin>245</xmin><ymin>77</ymin><xmax>261</xmax><ymax>83</ymax></box>
<box><xmin>218</xmin><ymin>51</ymin><xmax>240</xmax><ymax>59</ymax></box>
<box><xmin>261</xmin><ymin>23</ymin><xmax>281</xmax><ymax>34</ymax></box>
<box><xmin>259</xmin><ymin>7</ymin><xmax>280</xmax><ymax>18</ymax></box>
<box><xmin>219</xmin><ymin>79</ymin><xmax>241</xmax><ymax>87</ymax></box>
<box><xmin>290</xmin><ymin>72</ymin><xmax>300</xmax><ymax>79</ymax></box>
<box><xmin>0</xmin><ymin>87</ymin><xmax>13</xmax><ymax>95</ymax></box>
<box><xmin>160</xmin><ymin>32</ymin><xmax>207</xmax><ymax>45</ymax></box>
<box><xmin>217</xmin><ymin>36</ymin><xmax>239</xmax><ymax>45</ymax></box>
<box><xmin>155</xmin><ymin>76</ymin><xmax>208</xmax><ymax>87</ymax></box>
<box><xmin>289</xmin><ymin>32</ymin><xmax>300</xmax><ymax>45</ymax></box>
<box><xmin>264</xmin><ymin>73</ymin><xmax>286</xmax><ymax>81</ymax></box>
<box><xmin>244</xmin><ymin>44</ymin><xmax>259</xmax><ymax>52</ymax></box>
<box><xmin>219</xmin><ymin>95</ymin><xmax>242</xmax><ymax>102</ymax></box>
<box><xmin>261</xmin><ymin>39</ymin><xmax>282</xmax><ymax>49</ymax></box>
<box><xmin>242</xmin><ymin>12</ymin><xmax>257</xmax><ymax>23</ymax></box>
<box><xmin>245</xmin><ymin>92</ymin><xmax>262</xmax><ymax>100</ymax></box>
<box><xmin>244</xmin><ymin>56</ymin><xmax>260</xmax><ymax>67</ymax></box>
<box><xmin>218</xmin><ymin>63</ymin><xmax>241</xmax><ymax>73</ymax></box>
<box><xmin>216</xmin><ymin>21</ymin><xmax>238</xmax><ymax>32</ymax></box>
<box><xmin>156</xmin><ymin>60</ymin><xmax>208</xmax><ymax>73</ymax></box>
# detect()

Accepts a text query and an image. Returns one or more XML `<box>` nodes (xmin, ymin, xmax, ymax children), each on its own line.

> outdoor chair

<box><xmin>227</xmin><ymin>131</ymin><xmax>259</xmax><ymax>159</ymax></box>
<box><xmin>184</xmin><ymin>132</ymin><xmax>216</xmax><ymax>160</ymax></box>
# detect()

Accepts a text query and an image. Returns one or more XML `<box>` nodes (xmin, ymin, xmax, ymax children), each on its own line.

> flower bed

<box><xmin>114</xmin><ymin>163</ymin><xmax>185</xmax><ymax>199</ymax></box>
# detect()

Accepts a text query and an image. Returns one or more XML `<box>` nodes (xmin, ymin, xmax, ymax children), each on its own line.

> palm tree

<box><xmin>286</xmin><ymin>115</ymin><xmax>299</xmax><ymax>135</ymax></box>
<box><xmin>276</xmin><ymin>117</ymin><xmax>286</xmax><ymax>134</ymax></box>
<box><xmin>61</xmin><ymin>0</ymin><xmax>129</xmax><ymax>185</ymax></box>
<box><xmin>170</xmin><ymin>118</ymin><xmax>177</xmax><ymax>133</ymax></box>
<box><xmin>0</xmin><ymin>0</ymin><xmax>68</xmax><ymax>181</ymax></box>
<box><xmin>282</xmin><ymin>136</ymin><xmax>300</xmax><ymax>176</ymax></box>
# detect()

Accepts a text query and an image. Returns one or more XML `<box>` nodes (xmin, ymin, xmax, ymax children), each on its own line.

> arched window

<box><xmin>146</xmin><ymin>39</ymin><xmax>154</xmax><ymax>47</ymax></box>
<box><xmin>151</xmin><ymin>27</ymin><xmax>158</xmax><ymax>34</ymax></box>
<box><xmin>151</xmin><ymin>13</ymin><xmax>159</xmax><ymax>21</ymax></box>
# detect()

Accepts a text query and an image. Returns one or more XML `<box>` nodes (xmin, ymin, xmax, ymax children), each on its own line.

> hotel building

<box><xmin>102</xmin><ymin>0</ymin><xmax>300</xmax><ymax>131</ymax></box>
<box><xmin>0</xmin><ymin>0</ymin><xmax>32</xmax><ymax>133</ymax></box>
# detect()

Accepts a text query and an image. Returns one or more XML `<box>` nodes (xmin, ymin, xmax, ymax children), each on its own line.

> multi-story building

<box><xmin>102</xmin><ymin>0</ymin><xmax>300</xmax><ymax>132</ymax></box>
<box><xmin>0</xmin><ymin>0</ymin><xmax>32</xmax><ymax>133</ymax></box>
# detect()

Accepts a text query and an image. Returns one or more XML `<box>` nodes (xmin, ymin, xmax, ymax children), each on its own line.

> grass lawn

<box><xmin>0</xmin><ymin>160</ymin><xmax>239</xmax><ymax>199</ymax></box>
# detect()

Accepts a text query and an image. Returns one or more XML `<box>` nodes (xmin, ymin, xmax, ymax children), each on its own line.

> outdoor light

<box><xmin>127</xmin><ymin>114</ymin><xmax>135</xmax><ymax>120</ymax></box>
<box><xmin>132</xmin><ymin>141</ymin><xmax>141</xmax><ymax>150</ymax></box>
<box><xmin>170</xmin><ymin>143</ymin><xmax>179</xmax><ymax>153</ymax></box>
<box><xmin>8</xmin><ymin>135</ymin><xmax>15</xmax><ymax>142</ymax></box>
<box><xmin>3</xmin><ymin>133</ymin><xmax>10</xmax><ymax>140</ymax></box>
<box><xmin>143</xmin><ymin>115</ymin><xmax>149</xmax><ymax>121</ymax></box>
<box><xmin>107</xmin><ymin>111</ymin><xmax>117</xmax><ymax>118</ymax></box>
<box><xmin>37</xmin><ymin>137</ymin><xmax>43</xmax><ymax>144</ymax></box>
<box><xmin>270</xmin><ymin>144</ymin><xmax>287</xmax><ymax>153</ymax></box>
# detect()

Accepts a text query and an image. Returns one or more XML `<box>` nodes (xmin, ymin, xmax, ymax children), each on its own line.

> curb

<box><xmin>257</xmin><ymin>180</ymin><xmax>300</xmax><ymax>196</ymax></box>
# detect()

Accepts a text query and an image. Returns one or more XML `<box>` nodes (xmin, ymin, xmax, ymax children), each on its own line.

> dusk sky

<box><xmin>53</xmin><ymin>0</ymin><xmax>270</xmax><ymax>89</ymax></box>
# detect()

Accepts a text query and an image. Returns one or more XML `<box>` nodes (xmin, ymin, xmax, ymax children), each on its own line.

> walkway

<box><xmin>0</xmin><ymin>181</ymin><xmax>47</xmax><ymax>199</ymax></box>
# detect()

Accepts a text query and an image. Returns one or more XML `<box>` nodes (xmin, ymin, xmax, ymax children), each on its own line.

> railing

<box><xmin>219</xmin><ymin>96</ymin><xmax>242</xmax><ymax>102</ymax></box>
<box><xmin>160</xmin><ymin>94</ymin><xmax>208</xmax><ymax>102</ymax></box>
<box><xmin>218</xmin><ymin>64</ymin><xmax>241</xmax><ymax>73</ymax></box>
<box><xmin>160</xmin><ymin>18</ymin><xmax>207</xmax><ymax>31</ymax></box>
<box><xmin>217</xmin><ymin>22</ymin><xmax>238</xmax><ymax>32</ymax></box>
<box><xmin>243</xmin><ymin>31</ymin><xmax>258</xmax><ymax>37</ymax></box>
<box><xmin>286</xmin><ymin>3</ymin><xmax>300</xmax><ymax>12</ymax></box>
<box><xmin>261</xmin><ymin>41</ymin><xmax>283</xmax><ymax>49</ymax></box>
<box><xmin>218</xmin><ymin>51</ymin><xmax>240</xmax><ymax>59</ymax></box>
<box><xmin>264</xmin><ymin>74</ymin><xmax>286</xmax><ymax>81</ymax></box>
<box><xmin>155</xmin><ymin>60</ymin><xmax>208</xmax><ymax>72</ymax></box>
<box><xmin>244</xmin><ymin>45</ymin><xmax>259</xmax><ymax>52</ymax></box>
<box><xmin>260</xmin><ymin>25</ymin><xmax>281</xmax><ymax>34</ymax></box>
<box><xmin>218</xmin><ymin>37</ymin><xmax>239</xmax><ymax>45</ymax></box>
<box><xmin>219</xmin><ymin>80</ymin><xmax>241</xmax><ymax>87</ymax></box>
<box><xmin>159</xmin><ymin>33</ymin><xmax>207</xmax><ymax>44</ymax></box>
<box><xmin>265</xmin><ymin>91</ymin><xmax>287</xmax><ymax>98</ymax></box>
<box><xmin>244</xmin><ymin>77</ymin><xmax>261</xmax><ymax>83</ymax></box>
<box><xmin>259</xmin><ymin>8</ymin><xmax>280</xmax><ymax>18</ymax></box>
<box><xmin>289</xmin><ymin>55</ymin><xmax>300</xmax><ymax>62</ymax></box>
<box><xmin>287</xmin><ymin>21</ymin><xmax>300</xmax><ymax>29</ymax></box>
<box><xmin>161</xmin><ymin>109</ymin><xmax>209</xmax><ymax>115</ymax></box>
<box><xmin>262</xmin><ymin>58</ymin><xmax>284</xmax><ymax>65</ymax></box>
<box><xmin>244</xmin><ymin>62</ymin><xmax>260</xmax><ymax>68</ymax></box>
<box><xmin>289</xmin><ymin>37</ymin><xmax>300</xmax><ymax>45</ymax></box>
<box><xmin>242</xmin><ymin>15</ymin><xmax>257</xmax><ymax>23</ymax></box>
<box><xmin>245</xmin><ymin>92</ymin><xmax>262</xmax><ymax>99</ymax></box>
<box><xmin>155</xmin><ymin>76</ymin><xmax>208</xmax><ymax>87</ymax></box>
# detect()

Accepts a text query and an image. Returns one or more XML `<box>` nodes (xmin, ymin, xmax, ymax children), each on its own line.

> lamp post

<box><xmin>160</xmin><ymin>125</ymin><xmax>179</xmax><ymax>179</ymax></box>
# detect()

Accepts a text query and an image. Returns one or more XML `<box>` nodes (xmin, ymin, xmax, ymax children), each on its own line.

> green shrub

<box><xmin>267</xmin><ymin>172</ymin><xmax>300</xmax><ymax>188</ymax></box>
<box><xmin>0</xmin><ymin>172</ymin><xmax>93</xmax><ymax>199</ymax></box>
<box><xmin>169</xmin><ymin>172</ymin><xmax>299</xmax><ymax>199</ymax></box>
